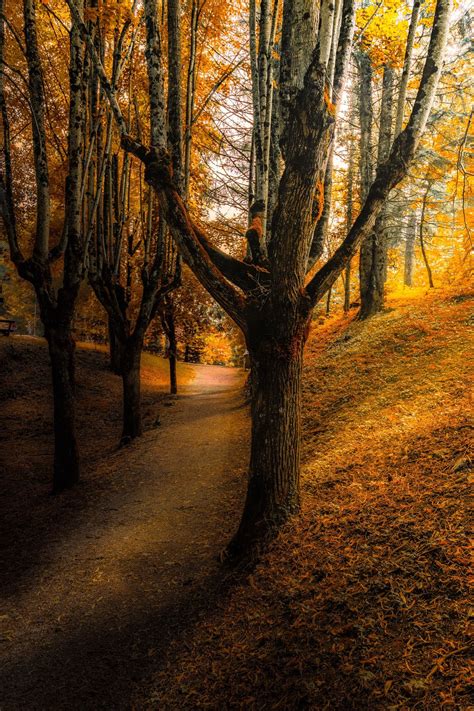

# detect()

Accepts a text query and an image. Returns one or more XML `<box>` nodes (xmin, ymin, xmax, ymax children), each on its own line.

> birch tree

<box><xmin>357</xmin><ymin>0</ymin><xmax>424</xmax><ymax>317</ymax></box>
<box><xmin>404</xmin><ymin>212</ymin><xmax>417</xmax><ymax>286</ymax></box>
<box><xmin>359</xmin><ymin>63</ymin><xmax>395</xmax><ymax>319</ymax></box>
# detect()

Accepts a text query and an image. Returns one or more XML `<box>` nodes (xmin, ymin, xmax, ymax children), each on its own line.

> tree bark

<box><xmin>359</xmin><ymin>225</ymin><xmax>386</xmax><ymax>319</ymax></box>
<box><xmin>326</xmin><ymin>286</ymin><xmax>332</xmax><ymax>315</ymax></box>
<box><xmin>394</xmin><ymin>0</ymin><xmax>421</xmax><ymax>138</ymax></box>
<box><xmin>0</xmin><ymin>1</ymin><xmax>87</xmax><ymax>491</ymax></box>
<box><xmin>121</xmin><ymin>337</ymin><xmax>143</xmax><ymax>441</ymax></box>
<box><xmin>343</xmin><ymin>138</ymin><xmax>354</xmax><ymax>312</ymax></box>
<box><xmin>169</xmin><ymin>340</ymin><xmax>177</xmax><ymax>395</ymax></box>
<box><xmin>46</xmin><ymin>324</ymin><xmax>80</xmax><ymax>492</ymax></box>
<box><xmin>357</xmin><ymin>51</ymin><xmax>374</xmax><ymax>314</ymax></box>
<box><xmin>108</xmin><ymin>315</ymin><xmax>122</xmax><ymax>374</ymax></box>
<box><xmin>161</xmin><ymin>298</ymin><xmax>178</xmax><ymax>395</ymax></box>
<box><xmin>420</xmin><ymin>184</ymin><xmax>435</xmax><ymax>288</ymax></box>
<box><xmin>343</xmin><ymin>260</ymin><xmax>351</xmax><ymax>311</ymax></box>
<box><xmin>227</xmin><ymin>317</ymin><xmax>307</xmax><ymax>558</ymax></box>
<box><xmin>404</xmin><ymin>213</ymin><xmax>417</xmax><ymax>286</ymax></box>
<box><xmin>359</xmin><ymin>64</ymin><xmax>394</xmax><ymax>319</ymax></box>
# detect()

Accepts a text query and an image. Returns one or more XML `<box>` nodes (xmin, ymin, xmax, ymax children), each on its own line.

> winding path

<box><xmin>0</xmin><ymin>365</ymin><xmax>248</xmax><ymax>710</ymax></box>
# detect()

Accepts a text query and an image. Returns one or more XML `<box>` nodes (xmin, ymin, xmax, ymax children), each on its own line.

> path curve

<box><xmin>0</xmin><ymin>365</ymin><xmax>249</xmax><ymax>710</ymax></box>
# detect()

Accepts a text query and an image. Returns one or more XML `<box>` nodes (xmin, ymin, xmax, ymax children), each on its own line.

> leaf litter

<box><xmin>138</xmin><ymin>289</ymin><xmax>472</xmax><ymax>710</ymax></box>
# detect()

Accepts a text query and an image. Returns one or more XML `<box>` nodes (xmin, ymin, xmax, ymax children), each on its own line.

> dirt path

<box><xmin>0</xmin><ymin>365</ymin><xmax>249</xmax><ymax>710</ymax></box>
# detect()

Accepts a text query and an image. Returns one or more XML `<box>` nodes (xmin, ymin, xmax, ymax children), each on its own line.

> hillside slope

<box><xmin>139</xmin><ymin>289</ymin><xmax>472</xmax><ymax>710</ymax></box>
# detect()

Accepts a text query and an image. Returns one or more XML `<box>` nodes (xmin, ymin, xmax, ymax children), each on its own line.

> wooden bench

<box><xmin>0</xmin><ymin>319</ymin><xmax>16</xmax><ymax>336</ymax></box>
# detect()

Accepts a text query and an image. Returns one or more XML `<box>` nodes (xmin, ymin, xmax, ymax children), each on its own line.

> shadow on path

<box><xmin>0</xmin><ymin>364</ymin><xmax>249</xmax><ymax>710</ymax></box>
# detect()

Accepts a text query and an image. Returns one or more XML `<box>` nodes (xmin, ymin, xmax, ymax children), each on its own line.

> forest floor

<box><xmin>0</xmin><ymin>342</ymin><xmax>248</xmax><ymax>709</ymax></box>
<box><xmin>0</xmin><ymin>288</ymin><xmax>471</xmax><ymax>710</ymax></box>
<box><xmin>134</xmin><ymin>288</ymin><xmax>472</xmax><ymax>711</ymax></box>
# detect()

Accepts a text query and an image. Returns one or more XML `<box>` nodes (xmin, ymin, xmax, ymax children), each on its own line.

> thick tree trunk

<box><xmin>394</xmin><ymin>0</ymin><xmax>421</xmax><ymax>138</ymax></box>
<box><xmin>46</xmin><ymin>325</ymin><xmax>80</xmax><ymax>493</ymax></box>
<box><xmin>227</xmin><ymin>320</ymin><xmax>306</xmax><ymax>558</ymax></box>
<box><xmin>121</xmin><ymin>338</ymin><xmax>142</xmax><ymax>441</ymax></box>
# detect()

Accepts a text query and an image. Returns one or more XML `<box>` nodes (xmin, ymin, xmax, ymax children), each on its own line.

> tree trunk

<box><xmin>394</xmin><ymin>0</ymin><xmax>421</xmax><ymax>138</ymax></box>
<box><xmin>108</xmin><ymin>316</ymin><xmax>122</xmax><ymax>374</ymax></box>
<box><xmin>161</xmin><ymin>297</ymin><xmax>178</xmax><ymax>395</ymax></box>
<box><xmin>359</xmin><ymin>222</ymin><xmax>386</xmax><ymax>319</ymax></box>
<box><xmin>404</xmin><ymin>213</ymin><xmax>416</xmax><ymax>286</ymax></box>
<box><xmin>227</xmin><ymin>320</ymin><xmax>306</xmax><ymax>558</ymax></box>
<box><xmin>167</xmin><ymin>316</ymin><xmax>178</xmax><ymax>395</ymax></box>
<box><xmin>359</xmin><ymin>63</ymin><xmax>394</xmax><ymax>319</ymax></box>
<box><xmin>343</xmin><ymin>259</ymin><xmax>351</xmax><ymax>311</ymax></box>
<box><xmin>46</xmin><ymin>325</ymin><xmax>80</xmax><ymax>493</ymax></box>
<box><xmin>420</xmin><ymin>184</ymin><xmax>435</xmax><ymax>288</ymax></box>
<box><xmin>326</xmin><ymin>286</ymin><xmax>332</xmax><ymax>316</ymax></box>
<box><xmin>121</xmin><ymin>338</ymin><xmax>142</xmax><ymax>441</ymax></box>
<box><xmin>357</xmin><ymin>50</ymin><xmax>374</xmax><ymax>317</ymax></box>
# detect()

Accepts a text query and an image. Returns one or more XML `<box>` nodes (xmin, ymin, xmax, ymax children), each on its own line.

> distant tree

<box><xmin>404</xmin><ymin>213</ymin><xmax>417</xmax><ymax>287</ymax></box>
<box><xmin>357</xmin><ymin>0</ymin><xmax>420</xmax><ymax>317</ymax></box>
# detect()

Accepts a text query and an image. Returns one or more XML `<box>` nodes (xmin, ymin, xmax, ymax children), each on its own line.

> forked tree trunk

<box><xmin>46</xmin><ymin>325</ymin><xmax>80</xmax><ymax>492</ymax></box>
<box><xmin>227</xmin><ymin>317</ymin><xmax>306</xmax><ymax>557</ymax></box>
<box><xmin>121</xmin><ymin>338</ymin><xmax>143</xmax><ymax>441</ymax></box>
<box><xmin>105</xmin><ymin>0</ymin><xmax>450</xmax><ymax>562</ymax></box>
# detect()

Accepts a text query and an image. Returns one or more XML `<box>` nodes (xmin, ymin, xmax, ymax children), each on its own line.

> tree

<box><xmin>67</xmin><ymin>0</ymin><xmax>451</xmax><ymax>557</ymax></box>
<box><xmin>356</xmin><ymin>0</ymin><xmax>420</xmax><ymax>317</ymax></box>
<box><xmin>1</xmin><ymin>0</ymin><xmax>87</xmax><ymax>492</ymax></box>
<box><xmin>404</xmin><ymin>212</ymin><xmax>417</xmax><ymax>287</ymax></box>
<box><xmin>358</xmin><ymin>62</ymin><xmax>394</xmax><ymax>319</ymax></box>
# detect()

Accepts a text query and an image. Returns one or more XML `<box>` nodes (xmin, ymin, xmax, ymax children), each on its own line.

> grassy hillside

<box><xmin>140</xmin><ymin>289</ymin><xmax>472</xmax><ymax>710</ymax></box>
